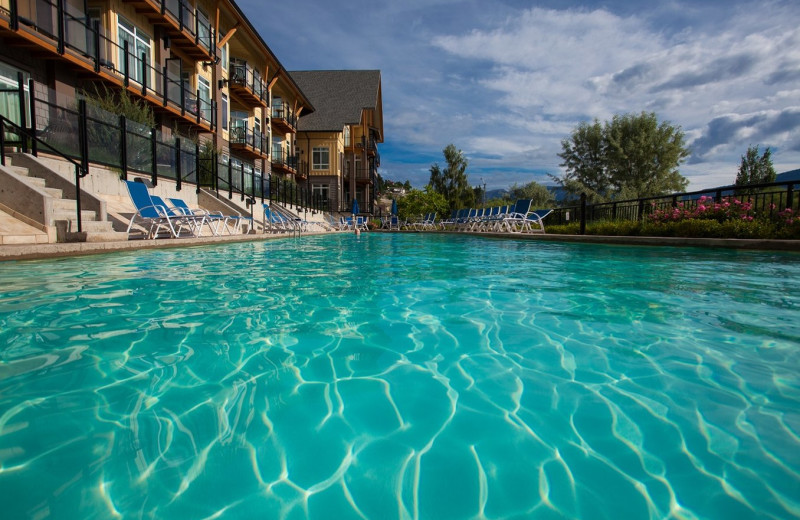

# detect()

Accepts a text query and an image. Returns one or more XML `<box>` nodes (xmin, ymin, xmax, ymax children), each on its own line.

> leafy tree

<box><xmin>403</xmin><ymin>180</ymin><xmax>412</xmax><ymax>191</ymax></box>
<box><xmin>556</xmin><ymin>112</ymin><xmax>689</xmax><ymax>202</ymax></box>
<box><xmin>735</xmin><ymin>145</ymin><xmax>776</xmax><ymax>186</ymax></box>
<box><xmin>396</xmin><ymin>186</ymin><xmax>449</xmax><ymax>222</ymax></box>
<box><xmin>556</xmin><ymin>119</ymin><xmax>609</xmax><ymax>202</ymax></box>
<box><xmin>508</xmin><ymin>181</ymin><xmax>555</xmax><ymax>209</ymax></box>
<box><xmin>429</xmin><ymin>144</ymin><xmax>474</xmax><ymax>211</ymax></box>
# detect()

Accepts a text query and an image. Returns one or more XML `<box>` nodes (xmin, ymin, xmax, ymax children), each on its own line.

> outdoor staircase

<box><xmin>0</xmin><ymin>156</ymin><xmax>127</xmax><ymax>244</ymax></box>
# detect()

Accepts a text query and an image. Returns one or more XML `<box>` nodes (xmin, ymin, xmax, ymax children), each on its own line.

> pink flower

<box><xmin>698</xmin><ymin>205</ymin><xmax>706</xmax><ymax>212</ymax></box>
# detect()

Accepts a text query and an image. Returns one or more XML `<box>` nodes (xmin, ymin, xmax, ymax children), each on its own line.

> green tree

<box><xmin>556</xmin><ymin>112</ymin><xmax>689</xmax><ymax>202</ymax></box>
<box><xmin>396</xmin><ymin>186</ymin><xmax>449</xmax><ymax>222</ymax></box>
<box><xmin>429</xmin><ymin>144</ymin><xmax>474</xmax><ymax>211</ymax></box>
<box><xmin>735</xmin><ymin>145</ymin><xmax>776</xmax><ymax>186</ymax></box>
<box><xmin>508</xmin><ymin>181</ymin><xmax>555</xmax><ymax>209</ymax></box>
<box><xmin>556</xmin><ymin>119</ymin><xmax>609</xmax><ymax>202</ymax></box>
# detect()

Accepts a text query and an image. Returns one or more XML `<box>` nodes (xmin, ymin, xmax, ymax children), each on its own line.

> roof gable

<box><xmin>289</xmin><ymin>70</ymin><xmax>381</xmax><ymax>133</ymax></box>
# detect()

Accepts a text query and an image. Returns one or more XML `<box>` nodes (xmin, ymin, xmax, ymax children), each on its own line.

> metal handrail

<box><xmin>0</xmin><ymin>114</ymin><xmax>88</xmax><ymax>232</ymax></box>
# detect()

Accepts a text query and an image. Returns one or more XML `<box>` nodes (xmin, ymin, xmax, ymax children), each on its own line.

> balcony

<box><xmin>270</xmin><ymin>102</ymin><xmax>296</xmax><ymax>134</ymax></box>
<box><xmin>351</xmin><ymin>167</ymin><xmax>373</xmax><ymax>184</ymax></box>
<box><xmin>229</xmin><ymin>121</ymin><xmax>267</xmax><ymax>159</ymax></box>
<box><xmin>271</xmin><ymin>147</ymin><xmax>298</xmax><ymax>175</ymax></box>
<box><xmin>0</xmin><ymin>0</ymin><xmax>214</xmax><ymax>131</ymax></box>
<box><xmin>228</xmin><ymin>62</ymin><xmax>267</xmax><ymax>107</ymax></box>
<box><xmin>118</xmin><ymin>0</ymin><xmax>215</xmax><ymax>61</ymax></box>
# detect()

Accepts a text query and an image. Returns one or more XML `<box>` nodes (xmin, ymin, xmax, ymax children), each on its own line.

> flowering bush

<box><xmin>649</xmin><ymin>196</ymin><xmax>755</xmax><ymax>223</ymax></box>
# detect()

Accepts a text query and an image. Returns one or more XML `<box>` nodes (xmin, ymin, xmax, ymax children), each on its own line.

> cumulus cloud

<box><xmin>428</xmin><ymin>2</ymin><xmax>800</xmax><ymax>188</ymax></box>
<box><xmin>252</xmin><ymin>0</ymin><xmax>800</xmax><ymax>190</ymax></box>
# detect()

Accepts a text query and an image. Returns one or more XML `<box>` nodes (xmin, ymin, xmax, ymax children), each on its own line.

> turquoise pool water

<box><xmin>0</xmin><ymin>234</ymin><xmax>799</xmax><ymax>519</ymax></box>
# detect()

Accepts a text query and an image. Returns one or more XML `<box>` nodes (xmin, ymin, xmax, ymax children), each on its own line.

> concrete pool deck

<box><xmin>1</xmin><ymin>230</ymin><xmax>799</xmax><ymax>262</ymax></box>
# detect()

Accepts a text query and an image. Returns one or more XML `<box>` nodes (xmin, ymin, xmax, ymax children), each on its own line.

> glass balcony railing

<box><xmin>230</xmin><ymin>120</ymin><xmax>267</xmax><ymax>153</ymax></box>
<box><xmin>229</xmin><ymin>62</ymin><xmax>267</xmax><ymax>104</ymax></box>
<box><xmin>271</xmin><ymin>102</ymin><xmax>297</xmax><ymax>130</ymax></box>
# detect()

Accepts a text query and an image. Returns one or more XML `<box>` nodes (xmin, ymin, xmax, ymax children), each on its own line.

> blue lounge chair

<box><xmin>168</xmin><ymin>197</ymin><xmax>229</xmax><ymax>236</ymax></box>
<box><xmin>150</xmin><ymin>195</ymin><xmax>208</xmax><ymax>237</ymax></box>
<box><xmin>523</xmin><ymin>209</ymin><xmax>553</xmax><ymax>233</ymax></box>
<box><xmin>125</xmin><ymin>180</ymin><xmax>193</xmax><ymax>239</ymax></box>
<box><xmin>500</xmin><ymin>199</ymin><xmax>533</xmax><ymax>233</ymax></box>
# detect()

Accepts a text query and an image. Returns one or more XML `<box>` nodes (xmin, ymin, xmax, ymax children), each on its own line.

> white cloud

<box><xmin>427</xmin><ymin>3</ymin><xmax>800</xmax><ymax>189</ymax></box>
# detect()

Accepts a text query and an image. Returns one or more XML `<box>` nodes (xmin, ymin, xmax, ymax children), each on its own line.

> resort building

<box><xmin>0</xmin><ymin>0</ymin><xmax>320</xmax><ymax>242</ymax></box>
<box><xmin>290</xmin><ymin>70</ymin><xmax>383</xmax><ymax>214</ymax></box>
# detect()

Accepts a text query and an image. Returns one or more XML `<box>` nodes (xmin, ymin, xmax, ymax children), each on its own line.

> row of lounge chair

<box><xmin>408</xmin><ymin>200</ymin><xmax>552</xmax><ymax>233</ymax></box>
<box><xmin>263</xmin><ymin>204</ymin><xmax>335</xmax><ymax>234</ymax></box>
<box><xmin>126</xmin><ymin>180</ymin><xmax>251</xmax><ymax>239</ymax></box>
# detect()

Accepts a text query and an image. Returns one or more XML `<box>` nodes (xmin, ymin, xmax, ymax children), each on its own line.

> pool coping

<box><xmin>1</xmin><ymin>230</ymin><xmax>799</xmax><ymax>261</ymax></box>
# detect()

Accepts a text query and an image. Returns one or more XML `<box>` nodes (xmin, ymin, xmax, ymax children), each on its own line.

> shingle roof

<box><xmin>289</xmin><ymin>70</ymin><xmax>381</xmax><ymax>132</ymax></box>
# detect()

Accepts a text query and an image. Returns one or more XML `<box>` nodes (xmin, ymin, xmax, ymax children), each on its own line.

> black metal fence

<box><xmin>550</xmin><ymin>182</ymin><xmax>799</xmax><ymax>232</ymax></box>
<box><xmin>2</xmin><ymin>74</ymin><xmax>330</xmax><ymax>217</ymax></box>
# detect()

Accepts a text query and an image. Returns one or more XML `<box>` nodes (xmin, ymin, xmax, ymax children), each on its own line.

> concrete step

<box><xmin>0</xmin><ymin>233</ymin><xmax>50</xmax><ymax>245</ymax></box>
<box><xmin>55</xmin><ymin>219</ymin><xmax>127</xmax><ymax>243</ymax></box>
<box><xmin>53</xmin><ymin>209</ymin><xmax>97</xmax><ymax>222</ymax></box>
<box><xmin>44</xmin><ymin>186</ymin><xmax>63</xmax><ymax>198</ymax></box>
<box><xmin>7</xmin><ymin>164</ymin><xmax>29</xmax><ymax>176</ymax></box>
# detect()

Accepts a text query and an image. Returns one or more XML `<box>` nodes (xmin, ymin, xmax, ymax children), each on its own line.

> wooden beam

<box><xmin>217</xmin><ymin>23</ymin><xmax>239</xmax><ymax>48</ymax></box>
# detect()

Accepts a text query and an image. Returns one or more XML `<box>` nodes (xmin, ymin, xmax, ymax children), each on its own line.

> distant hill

<box><xmin>777</xmin><ymin>169</ymin><xmax>800</xmax><ymax>182</ymax></box>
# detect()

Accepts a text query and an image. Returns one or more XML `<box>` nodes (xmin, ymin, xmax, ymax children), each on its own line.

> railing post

<box><xmin>175</xmin><ymin>138</ymin><xmax>182</xmax><ymax>191</ymax></box>
<box><xmin>17</xmin><ymin>72</ymin><xmax>28</xmax><ymax>153</ymax></box>
<box><xmin>56</xmin><ymin>0</ymin><xmax>65</xmax><ymax>55</ymax></box>
<box><xmin>151</xmin><ymin>128</ymin><xmax>157</xmax><ymax>186</ymax></box>
<box><xmin>0</xmin><ymin>119</ymin><xmax>6</xmax><ymax>166</ymax></box>
<box><xmin>638</xmin><ymin>199</ymin><xmax>645</xmax><ymax>221</ymax></box>
<box><xmin>788</xmin><ymin>184</ymin><xmax>795</xmax><ymax>211</ymax></box>
<box><xmin>75</xmin><ymin>164</ymin><xmax>83</xmax><ymax>233</ymax></box>
<box><xmin>196</xmin><ymin>89</ymin><xmax>200</xmax><ymax>123</ymax></box>
<box><xmin>9</xmin><ymin>0</ymin><xmax>19</xmax><ymax>31</ymax></box>
<box><xmin>123</xmin><ymin>40</ymin><xmax>130</xmax><ymax>87</ymax></box>
<box><xmin>77</xmin><ymin>99</ymin><xmax>89</xmax><ymax>177</ymax></box>
<box><xmin>92</xmin><ymin>20</ymin><xmax>101</xmax><ymax>73</ymax></box>
<box><xmin>227</xmin><ymin>160</ymin><xmax>232</xmax><ymax>199</ymax></box>
<box><xmin>27</xmin><ymin>78</ymin><xmax>37</xmax><ymax>156</ymax></box>
<box><xmin>195</xmin><ymin>141</ymin><xmax>201</xmax><ymax>194</ymax></box>
<box><xmin>162</xmin><ymin>66</ymin><xmax>168</xmax><ymax>107</ymax></box>
<box><xmin>240</xmin><ymin>163</ymin><xmax>245</xmax><ymax>201</ymax></box>
<box><xmin>580</xmin><ymin>193</ymin><xmax>586</xmax><ymax>235</ymax></box>
<box><xmin>179</xmin><ymin>76</ymin><xmax>185</xmax><ymax>115</ymax></box>
<box><xmin>141</xmin><ymin>52</ymin><xmax>148</xmax><ymax>96</ymax></box>
<box><xmin>119</xmin><ymin>115</ymin><xmax>128</xmax><ymax>180</ymax></box>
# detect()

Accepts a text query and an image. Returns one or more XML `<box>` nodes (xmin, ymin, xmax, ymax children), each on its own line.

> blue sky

<box><xmin>241</xmin><ymin>0</ymin><xmax>800</xmax><ymax>191</ymax></box>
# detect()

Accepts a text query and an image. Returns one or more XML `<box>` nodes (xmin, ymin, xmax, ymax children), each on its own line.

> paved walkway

<box><xmin>1</xmin><ymin>230</ymin><xmax>798</xmax><ymax>262</ymax></box>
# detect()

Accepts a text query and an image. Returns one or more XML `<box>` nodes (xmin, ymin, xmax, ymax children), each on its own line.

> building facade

<box><xmin>290</xmin><ymin>70</ymin><xmax>383</xmax><ymax>214</ymax></box>
<box><xmin>0</xmin><ymin>0</ymin><xmax>313</xmax><ymax>194</ymax></box>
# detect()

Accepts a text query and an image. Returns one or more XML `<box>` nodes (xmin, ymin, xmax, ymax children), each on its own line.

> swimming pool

<box><xmin>0</xmin><ymin>233</ymin><xmax>798</xmax><ymax>519</ymax></box>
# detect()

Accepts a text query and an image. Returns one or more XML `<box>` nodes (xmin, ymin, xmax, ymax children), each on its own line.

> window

<box><xmin>0</xmin><ymin>62</ymin><xmax>29</xmax><ymax>130</ymax></box>
<box><xmin>197</xmin><ymin>9</ymin><xmax>211</xmax><ymax>50</ymax></box>
<box><xmin>313</xmin><ymin>147</ymin><xmax>329</xmax><ymax>170</ymax></box>
<box><xmin>221</xmin><ymin>93</ymin><xmax>228</xmax><ymax>130</ymax></box>
<box><xmin>272</xmin><ymin>138</ymin><xmax>283</xmax><ymax>162</ymax></box>
<box><xmin>343</xmin><ymin>126</ymin><xmax>350</xmax><ymax>147</ymax></box>
<box><xmin>117</xmin><ymin>17</ymin><xmax>151</xmax><ymax>85</ymax></box>
<box><xmin>220</xmin><ymin>40</ymin><xmax>228</xmax><ymax>71</ymax></box>
<box><xmin>312</xmin><ymin>184</ymin><xmax>329</xmax><ymax>205</ymax></box>
<box><xmin>355</xmin><ymin>154</ymin><xmax>362</xmax><ymax>177</ymax></box>
<box><xmin>198</xmin><ymin>76</ymin><xmax>211</xmax><ymax>122</ymax></box>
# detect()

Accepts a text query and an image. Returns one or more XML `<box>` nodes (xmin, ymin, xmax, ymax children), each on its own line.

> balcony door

<box><xmin>117</xmin><ymin>17</ymin><xmax>151</xmax><ymax>85</ymax></box>
<box><xmin>0</xmin><ymin>62</ymin><xmax>29</xmax><ymax>129</ymax></box>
